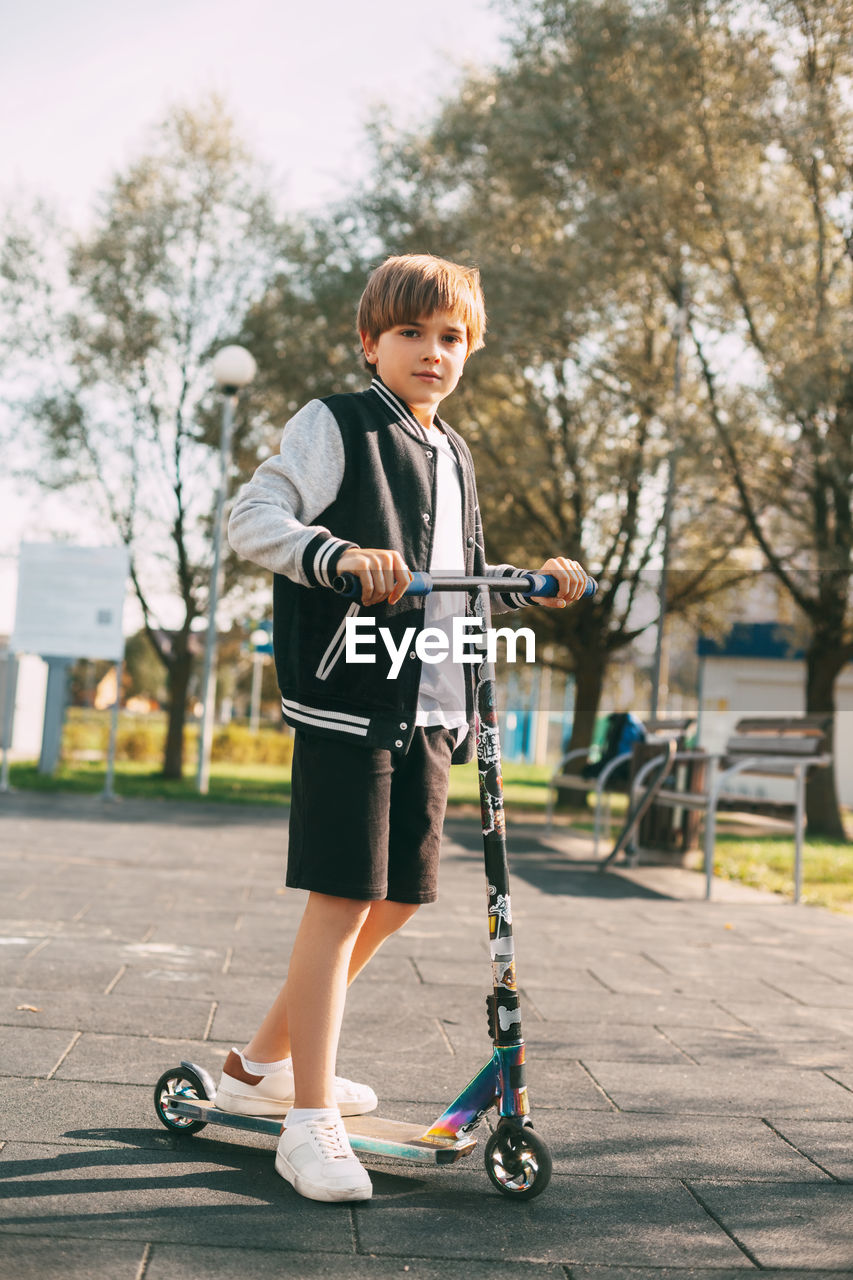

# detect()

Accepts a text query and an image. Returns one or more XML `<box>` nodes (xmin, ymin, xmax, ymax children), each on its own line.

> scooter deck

<box><xmin>164</xmin><ymin>1095</ymin><xmax>478</xmax><ymax>1165</ymax></box>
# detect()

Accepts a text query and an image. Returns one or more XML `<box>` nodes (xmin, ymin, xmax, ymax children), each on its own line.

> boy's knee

<box><xmin>380</xmin><ymin>900</ymin><xmax>420</xmax><ymax>930</ymax></box>
<box><xmin>307</xmin><ymin>892</ymin><xmax>373</xmax><ymax>928</ymax></box>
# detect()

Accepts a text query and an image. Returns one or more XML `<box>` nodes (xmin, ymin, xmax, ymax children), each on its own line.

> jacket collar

<box><xmin>369</xmin><ymin>376</ymin><xmax>432</xmax><ymax>442</ymax></box>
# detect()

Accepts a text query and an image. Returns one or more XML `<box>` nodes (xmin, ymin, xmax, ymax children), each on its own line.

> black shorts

<box><xmin>286</xmin><ymin>726</ymin><xmax>456</xmax><ymax>904</ymax></box>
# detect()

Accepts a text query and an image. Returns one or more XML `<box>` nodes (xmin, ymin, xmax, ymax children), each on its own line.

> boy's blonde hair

<box><xmin>357</xmin><ymin>253</ymin><xmax>486</xmax><ymax>356</ymax></box>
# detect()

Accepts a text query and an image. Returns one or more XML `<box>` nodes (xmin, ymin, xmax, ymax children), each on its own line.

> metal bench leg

<box><xmin>794</xmin><ymin>764</ymin><xmax>805</xmax><ymax>905</ymax></box>
<box><xmin>593</xmin><ymin>783</ymin><xmax>604</xmax><ymax>859</ymax></box>
<box><xmin>545</xmin><ymin>788</ymin><xmax>555</xmax><ymax>832</ymax></box>
<box><xmin>703</xmin><ymin>806</ymin><xmax>716</xmax><ymax>900</ymax></box>
<box><xmin>704</xmin><ymin>769</ymin><xmax>722</xmax><ymax>901</ymax></box>
<box><xmin>625</xmin><ymin>775</ymin><xmax>641</xmax><ymax>864</ymax></box>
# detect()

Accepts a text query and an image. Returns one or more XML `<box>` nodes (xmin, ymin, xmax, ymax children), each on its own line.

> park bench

<box><xmin>625</xmin><ymin>715</ymin><xmax>833</xmax><ymax>902</ymax></box>
<box><xmin>545</xmin><ymin>716</ymin><xmax>695</xmax><ymax>857</ymax></box>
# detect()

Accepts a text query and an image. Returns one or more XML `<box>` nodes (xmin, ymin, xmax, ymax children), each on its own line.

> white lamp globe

<box><xmin>250</xmin><ymin>629</ymin><xmax>270</xmax><ymax>648</ymax></box>
<box><xmin>212</xmin><ymin>345</ymin><xmax>256</xmax><ymax>392</ymax></box>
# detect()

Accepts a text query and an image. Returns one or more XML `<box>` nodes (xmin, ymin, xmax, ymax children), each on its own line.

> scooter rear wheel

<box><xmin>484</xmin><ymin>1120</ymin><xmax>552</xmax><ymax>1200</ymax></box>
<box><xmin>154</xmin><ymin>1066</ymin><xmax>209</xmax><ymax>1135</ymax></box>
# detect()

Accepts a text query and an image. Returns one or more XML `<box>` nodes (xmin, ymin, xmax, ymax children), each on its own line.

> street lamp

<box><xmin>196</xmin><ymin>344</ymin><xmax>256</xmax><ymax>794</ymax></box>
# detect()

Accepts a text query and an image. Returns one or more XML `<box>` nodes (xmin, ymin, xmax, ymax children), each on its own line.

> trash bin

<box><xmin>630</xmin><ymin>740</ymin><xmax>708</xmax><ymax>859</ymax></box>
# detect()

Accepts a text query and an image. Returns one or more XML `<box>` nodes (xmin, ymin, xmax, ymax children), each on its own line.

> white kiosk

<box><xmin>2</xmin><ymin>543</ymin><xmax>130</xmax><ymax>797</ymax></box>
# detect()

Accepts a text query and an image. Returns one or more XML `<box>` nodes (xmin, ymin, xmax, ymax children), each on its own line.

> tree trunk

<box><xmin>556</xmin><ymin>645</ymin><xmax>607</xmax><ymax>809</ymax></box>
<box><xmin>804</xmin><ymin>639</ymin><xmax>847</xmax><ymax>840</ymax></box>
<box><xmin>568</xmin><ymin>646</ymin><xmax>607</xmax><ymax>753</ymax></box>
<box><xmin>162</xmin><ymin>645</ymin><xmax>194</xmax><ymax>780</ymax></box>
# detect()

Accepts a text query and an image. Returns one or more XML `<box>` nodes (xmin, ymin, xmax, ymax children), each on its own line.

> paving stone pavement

<box><xmin>0</xmin><ymin>790</ymin><xmax>852</xmax><ymax>1279</ymax></box>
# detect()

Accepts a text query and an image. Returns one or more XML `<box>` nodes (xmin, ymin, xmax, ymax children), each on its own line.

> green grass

<box><xmin>711</xmin><ymin>833</ymin><xmax>853</xmax><ymax>914</ymax></box>
<box><xmin>9</xmin><ymin>757</ymin><xmax>551</xmax><ymax>809</ymax></box>
<box><xmin>446</xmin><ymin>760</ymin><xmax>553</xmax><ymax>807</ymax></box>
<box><xmin>8</xmin><ymin>761</ymin><xmax>291</xmax><ymax>806</ymax></box>
<box><xmin>9</xmin><ymin>758</ymin><xmax>853</xmax><ymax>913</ymax></box>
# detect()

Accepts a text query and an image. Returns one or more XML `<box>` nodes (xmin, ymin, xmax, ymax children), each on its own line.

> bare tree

<box><xmin>1</xmin><ymin>98</ymin><xmax>280</xmax><ymax>777</ymax></box>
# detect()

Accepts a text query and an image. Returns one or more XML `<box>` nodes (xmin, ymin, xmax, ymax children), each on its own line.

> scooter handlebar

<box><xmin>522</xmin><ymin>572</ymin><xmax>597</xmax><ymax>600</ymax></box>
<box><xmin>332</xmin><ymin>570</ymin><xmax>598</xmax><ymax>602</ymax></box>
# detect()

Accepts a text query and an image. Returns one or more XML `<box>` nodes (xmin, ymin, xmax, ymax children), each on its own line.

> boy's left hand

<box><xmin>532</xmin><ymin>557</ymin><xmax>589</xmax><ymax>607</ymax></box>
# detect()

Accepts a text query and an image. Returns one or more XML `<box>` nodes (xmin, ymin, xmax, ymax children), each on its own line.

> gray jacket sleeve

<box><xmin>227</xmin><ymin>399</ymin><xmax>356</xmax><ymax>588</ymax></box>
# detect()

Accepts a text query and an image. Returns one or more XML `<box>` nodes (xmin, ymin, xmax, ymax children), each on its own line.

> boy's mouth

<box><xmin>414</xmin><ymin>371</ymin><xmax>441</xmax><ymax>382</ymax></box>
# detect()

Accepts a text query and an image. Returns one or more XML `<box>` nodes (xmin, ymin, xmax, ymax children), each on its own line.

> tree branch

<box><xmin>690</xmin><ymin>320</ymin><xmax>814</xmax><ymax>614</ymax></box>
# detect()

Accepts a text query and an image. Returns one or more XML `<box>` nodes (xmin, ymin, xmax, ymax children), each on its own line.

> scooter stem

<box><xmin>472</xmin><ymin>584</ymin><xmax>529</xmax><ymax>1118</ymax></box>
<box><xmin>422</xmin><ymin>584</ymin><xmax>528</xmax><ymax>1146</ymax></box>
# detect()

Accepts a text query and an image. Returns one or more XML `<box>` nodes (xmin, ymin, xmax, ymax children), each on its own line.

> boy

<box><xmin>222</xmin><ymin>254</ymin><xmax>588</xmax><ymax>1203</ymax></box>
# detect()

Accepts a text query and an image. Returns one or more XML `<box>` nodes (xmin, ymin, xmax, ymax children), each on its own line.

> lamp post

<box><xmin>196</xmin><ymin>344</ymin><xmax>256</xmax><ymax>795</ymax></box>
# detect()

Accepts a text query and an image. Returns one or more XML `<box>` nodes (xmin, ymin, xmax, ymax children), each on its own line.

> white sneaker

<box><xmin>275</xmin><ymin>1112</ymin><xmax>372</xmax><ymax>1202</ymax></box>
<box><xmin>215</xmin><ymin>1050</ymin><xmax>378</xmax><ymax>1117</ymax></box>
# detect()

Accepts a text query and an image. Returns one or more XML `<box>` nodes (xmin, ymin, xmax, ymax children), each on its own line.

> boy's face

<box><xmin>361</xmin><ymin>310</ymin><xmax>468</xmax><ymax>427</ymax></box>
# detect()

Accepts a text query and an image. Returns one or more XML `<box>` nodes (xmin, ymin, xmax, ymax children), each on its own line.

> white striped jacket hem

<box><xmin>281</xmin><ymin>696</ymin><xmax>371</xmax><ymax>736</ymax></box>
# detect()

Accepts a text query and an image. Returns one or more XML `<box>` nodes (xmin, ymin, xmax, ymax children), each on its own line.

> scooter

<box><xmin>154</xmin><ymin>570</ymin><xmax>596</xmax><ymax>1200</ymax></box>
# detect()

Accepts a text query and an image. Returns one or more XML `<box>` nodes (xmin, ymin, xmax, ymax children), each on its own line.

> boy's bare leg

<box><xmin>243</xmin><ymin>893</ymin><xmax>369</xmax><ymax>1107</ymax></box>
<box><xmin>287</xmin><ymin>893</ymin><xmax>375</xmax><ymax>1109</ymax></box>
<box><xmin>241</xmin><ymin>897</ymin><xmax>419</xmax><ymax>1096</ymax></box>
<box><xmin>346</xmin><ymin>899</ymin><xmax>419</xmax><ymax>982</ymax></box>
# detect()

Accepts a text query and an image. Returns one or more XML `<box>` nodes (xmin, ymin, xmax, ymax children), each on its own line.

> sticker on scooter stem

<box><xmin>479</xmin><ymin>787</ymin><xmax>505</xmax><ymax>838</ymax></box>
<box><xmin>488</xmin><ymin>888</ymin><xmax>512</xmax><ymax>929</ymax></box>
<box><xmin>491</xmin><ymin>929</ymin><xmax>517</xmax><ymax>990</ymax></box>
<box><xmin>492</xmin><ymin>958</ymin><xmax>518</xmax><ymax>991</ymax></box>
<box><xmin>477</xmin><ymin>721</ymin><xmax>500</xmax><ymax>767</ymax></box>
<box><xmin>498</xmin><ymin>1006</ymin><xmax>522</xmax><ymax>1032</ymax></box>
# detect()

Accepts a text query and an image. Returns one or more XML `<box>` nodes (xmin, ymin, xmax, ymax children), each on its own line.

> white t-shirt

<box><xmin>415</xmin><ymin>423</ymin><xmax>469</xmax><ymax>743</ymax></box>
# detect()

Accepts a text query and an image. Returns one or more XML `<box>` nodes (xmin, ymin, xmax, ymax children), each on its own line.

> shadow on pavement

<box><xmin>510</xmin><ymin>855</ymin><xmax>667</xmax><ymax>900</ymax></box>
<box><xmin>443</xmin><ymin>819</ymin><xmax>668</xmax><ymax>900</ymax></box>
<box><xmin>0</xmin><ymin>1129</ymin><xmax>447</xmax><ymax>1215</ymax></box>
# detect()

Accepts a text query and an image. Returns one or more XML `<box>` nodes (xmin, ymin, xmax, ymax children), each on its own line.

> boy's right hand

<box><xmin>336</xmin><ymin>548</ymin><xmax>413</xmax><ymax>606</ymax></box>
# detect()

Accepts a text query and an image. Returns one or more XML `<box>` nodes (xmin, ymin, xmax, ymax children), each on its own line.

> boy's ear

<box><xmin>360</xmin><ymin>331</ymin><xmax>378</xmax><ymax>364</ymax></box>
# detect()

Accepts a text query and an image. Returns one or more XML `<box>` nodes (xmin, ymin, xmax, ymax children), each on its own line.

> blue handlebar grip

<box><xmin>522</xmin><ymin>573</ymin><xmax>598</xmax><ymax>599</ymax></box>
<box><xmin>333</xmin><ymin>571</ymin><xmax>433</xmax><ymax>600</ymax></box>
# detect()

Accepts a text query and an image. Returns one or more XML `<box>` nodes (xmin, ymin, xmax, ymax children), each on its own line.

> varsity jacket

<box><xmin>227</xmin><ymin>378</ymin><xmax>534</xmax><ymax>765</ymax></box>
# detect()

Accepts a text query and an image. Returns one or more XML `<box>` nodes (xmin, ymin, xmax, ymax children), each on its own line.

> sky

<box><xmin>1</xmin><ymin>0</ymin><xmax>510</xmax><ymax>633</ymax></box>
<box><xmin>2</xmin><ymin>0</ymin><xmax>508</xmax><ymax>224</ymax></box>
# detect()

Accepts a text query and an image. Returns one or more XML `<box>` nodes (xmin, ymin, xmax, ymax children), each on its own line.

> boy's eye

<box><xmin>400</xmin><ymin>328</ymin><xmax>419</xmax><ymax>338</ymax></box>
<box><xmin>443</xmin><ymin>334</ymin><xmax>464</xmax><ymax>344</ymax></box>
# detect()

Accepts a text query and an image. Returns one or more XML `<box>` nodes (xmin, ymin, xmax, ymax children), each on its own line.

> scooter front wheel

<box><xmin>484</xmin><ymin>1119</ymin><xmax>552</xmax><ymax>1200</ymax></box>
<box><xmin>154</xmin><ymin>1066</ymin><xmax>209</xmax><ymax>1135</ymax></box>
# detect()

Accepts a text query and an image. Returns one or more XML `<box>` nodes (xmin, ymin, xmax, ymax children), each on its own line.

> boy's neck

<box><xmin>411</xmin><ymin>407</ymin><xmax>447</xmax><ymax>434</ymax></box>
